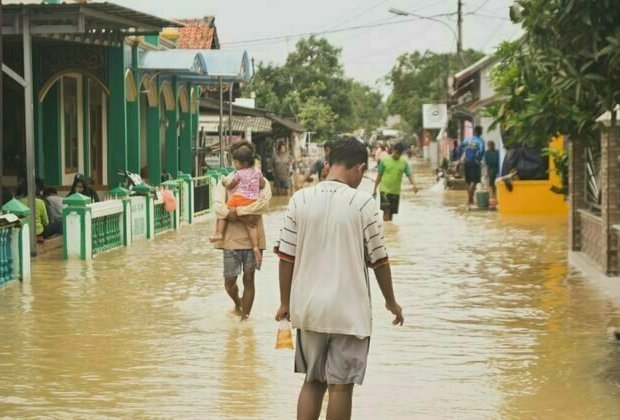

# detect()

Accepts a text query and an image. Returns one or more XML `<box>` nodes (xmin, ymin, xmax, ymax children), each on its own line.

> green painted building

<box><xmin>2</xmin><ymin>2</ymin><xmax>249</xmax><ymax>197</ymax></box>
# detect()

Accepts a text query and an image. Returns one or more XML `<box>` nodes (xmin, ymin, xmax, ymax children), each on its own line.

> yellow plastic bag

<box><xmin>275</xmin><ymin>320</ymin><xmax>294</xmax><ymax>350</ymax></box>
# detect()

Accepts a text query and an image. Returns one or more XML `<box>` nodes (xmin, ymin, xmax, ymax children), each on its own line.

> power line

<box><xmin>471</xmin><ymin>0</ymin><xmax>493</xmax><ymax>14</ymax></box>
<box><xmin>321</xmin><ymin>0</ymin><xmax>390</xmax><ymax>31</ymax></box>
<box><xmin>470</xmin><ymin>12</ymin><xmax>511</xmax><ymax>21</ymax></box>
<box><xmin>221</xmin><ymin>12</ymin><xmax>459</xmax><ymax>47</ymax></box>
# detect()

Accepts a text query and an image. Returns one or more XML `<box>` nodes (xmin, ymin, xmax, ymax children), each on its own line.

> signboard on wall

<box><xmin>422</xmin><ymin>104</ymin><xmax>448</xmax><ymax>129</ymax></box>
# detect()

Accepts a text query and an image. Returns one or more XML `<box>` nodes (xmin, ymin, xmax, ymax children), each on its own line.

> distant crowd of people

<box><xmin>1</xmin><ymin>173</ymin><xmax>99</xmax><ymax>243</ymax></box>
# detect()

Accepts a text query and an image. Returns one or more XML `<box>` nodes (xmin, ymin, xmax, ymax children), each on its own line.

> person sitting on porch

<box><xmin>17</xmin><ymin>181</ymin><xmax>62</xmax><ymax>242</ymax></box>
<box><xmin>43</xmin><ymin>187</ymin><xmax>64</xmax><ymax>224</ymax></box>
<box><xmin>69</xmin><ymin>174</ymin><xmax>100</xmax><ymax>203</ymax></box>
<box><xmin>210</xmin><ymin>141</ymin><xmax>266</xmax><ymax>269</ymax></box>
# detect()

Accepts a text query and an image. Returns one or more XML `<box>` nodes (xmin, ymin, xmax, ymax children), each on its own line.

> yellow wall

<box><xmin>497</xmin><ymin>137</ymin><xmax>568</xmax><ymax>216</ymax></box>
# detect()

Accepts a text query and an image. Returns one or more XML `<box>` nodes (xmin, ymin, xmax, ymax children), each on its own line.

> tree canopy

<box><xmin>246</xmin><ymin>36</ymin><xmax>385</xmax><ymax>141</ymax></box>
<box><xmin>490</xmin><ymin>0</ymin><xmax>620</xmax><ymax>147</ymax></box>
<box><xmin>386</xmin><ymin>49</ymin><xmax>484</xmax><ymax>134</ymax></box>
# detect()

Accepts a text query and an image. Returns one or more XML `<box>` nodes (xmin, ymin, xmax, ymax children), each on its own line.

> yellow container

<box><xmin>497</xmin><ymin>137</ymin><xmax>568</xmax><ymax>216</ymax></box>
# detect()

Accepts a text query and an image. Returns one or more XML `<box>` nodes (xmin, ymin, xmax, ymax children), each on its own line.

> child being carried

<box><xmin>210</xmin><ymin>141</ymin><xmax>265</xmax><ymax>268</ymax></box>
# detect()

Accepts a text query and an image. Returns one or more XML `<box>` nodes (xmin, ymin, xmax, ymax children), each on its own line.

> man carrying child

<box><xmin>213</xmin><ymin>141</ymin><xmax>271</xmax><ymax>320</ymax></box>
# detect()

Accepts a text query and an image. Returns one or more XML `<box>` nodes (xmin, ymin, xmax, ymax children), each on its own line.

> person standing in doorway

<box><xmin>459</xmin><ymin>125</ymin><xmax>486</xmax><ymax>209</ymax></box>
<box><xmin>372</xmin><ymin>143</ymin><xmax>418</xmax><ymax>222</ymax></box>
<box><xmin>214</xmin><ymin>145</ymin><xmax>272</xmax><ymax>320</ymax></box>
<box><xmin>484</xmin><ymin>140</ymin><xmax>500</xmax><ymax>206</ymax></box>
<box><xmin>271</xmin><ymin>142</ymin><xmax>293</xmax><ymax>196</ymax></box>
<box><xmin>275</xmin><ymin>137</ymin><xmax>403</xmax><ymax>420</ymax></box>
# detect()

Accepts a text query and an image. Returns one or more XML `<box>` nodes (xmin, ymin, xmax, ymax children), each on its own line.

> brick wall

<box><xmin>579</xmin><ymin>210</ymin><xmax>604</xmax><ymax>269</ymax></box>
<box><xmin>601</xmin><ymin>125</ymin><xmax>620</xmax><ymax>275</ymax></box>
<box><xmin>568</xmin><ymin>138</ymin><xmax>586</xmax><ymax>251</ymax></box>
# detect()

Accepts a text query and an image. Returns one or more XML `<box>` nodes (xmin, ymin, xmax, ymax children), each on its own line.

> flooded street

<box><xmin>2</xmin><ymin>161</ymin><xmax>620</xmax><ymax>419</ymax></box>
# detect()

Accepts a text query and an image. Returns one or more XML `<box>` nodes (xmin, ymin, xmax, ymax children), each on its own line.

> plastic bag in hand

<box><xmin>275</xmin><ymin>319</ymin><xmax>294</xmax><ymax>350</ymax></box>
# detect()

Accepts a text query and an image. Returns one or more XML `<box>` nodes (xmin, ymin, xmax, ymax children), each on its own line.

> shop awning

<box><xmin>200</xmin><ymin>97</ymin><xmax>306</xmax><ymax>132</ymax></box>
<box><xmin>199</xmin><ymin>115</ymin><xmax>272</xmax><ymax>133</ymax></box>
<box><xmin>140</xmin><ymin>50</ymin><xmax>207</xmax><ymax>75</ymax></box>
<box><xmin>139</xmin><ymin>49</ymin><xmax>253</xmax><ymax>83</ymax></box>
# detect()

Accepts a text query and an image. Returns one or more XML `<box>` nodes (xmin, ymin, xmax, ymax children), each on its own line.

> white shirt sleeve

<box><xmin>275</xmin><ymin>195</ymin><xmax>298</xmax><ymax>262</ymax></box>
<box><xmin>362</xmin><ymin>198</ymin><xmax>388</xmax><ymax>267</ymax></box>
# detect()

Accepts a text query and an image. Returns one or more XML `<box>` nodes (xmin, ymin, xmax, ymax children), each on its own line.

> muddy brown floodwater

<box><xmin>2</xmin><ymin>161</ymin><xmax>620</xmax><ymax>419</ymax></box>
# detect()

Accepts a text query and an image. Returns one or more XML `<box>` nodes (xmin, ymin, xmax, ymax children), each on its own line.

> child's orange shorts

<box><xmin>227</xmin><ymin>193</ymin><xmax>257</xmax><ymax>208</ymax></box>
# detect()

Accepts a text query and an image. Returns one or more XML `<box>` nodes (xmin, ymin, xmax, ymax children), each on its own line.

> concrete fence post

<box><xmin>62</xmin><ymin>193</ymin><xmax>93</xmax><ymax>260</ymax></box>
<box><xmin>178</xmin><ymin>173</ymin><xmax>194</xmax><ymax>224</ymax></box>
<box><xmin>2</xmin><ymin>199</ymin><xmax>31</xmax><ymax>280</ymax></box>
<box><xmin>134</xmin><ymin>184</ymin><xmax>155</xmax><ymax>240</ymax></box>
<box><xmin>110</xmin><ymin>187</ymin><xmax>132</xmax><ymax>247</ymax></box>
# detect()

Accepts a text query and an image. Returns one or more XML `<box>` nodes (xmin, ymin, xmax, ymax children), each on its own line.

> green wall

<box><xmin>146</xmin><ymin>103</ymin><xmax>161</xmax><ymax>184</ymax></box>
<box><xmin>165</xmin><ymin>108</ymin><xmax>178</xmax><ymax>176</ymax></box>
<box><xmin>106</xmin><ymin>46</ymin><xmax>127</xmax><ymax>187</ymax></box>
<box><xmin>41</xmin><ymin>84</ymin><xmax>62</xmax><ymax>185</ymax></box>
<box><xmin>179</xmin><ymin>108</ymin><xmax>192</xmax><ymax>174</ymax></box>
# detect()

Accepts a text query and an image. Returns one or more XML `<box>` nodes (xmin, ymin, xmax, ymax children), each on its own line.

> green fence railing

<box><xmin>92</xmin><ymin>214</ymin><xmax>123</xmax><ymax>255</ymax></box>
<box><xmin>154</xmin><ymin>203</ymin><xmax>172</xmax><ymax>235</ymax></box>
<box><xmin>0</xmin><ymin>225</ymin><xmax>14</xmax><ymax>286</ymax></box>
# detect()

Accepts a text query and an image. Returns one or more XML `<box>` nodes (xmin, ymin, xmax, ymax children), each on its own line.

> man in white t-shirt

<box><xmin>275</xmin><ymin>137</ymin><xmax>404</xmax><ymax>420</ymax></box>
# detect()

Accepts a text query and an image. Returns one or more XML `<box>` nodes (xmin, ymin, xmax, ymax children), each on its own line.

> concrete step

<box><xmin>37</xmin><ymin>235</ymin><xmax>63</xmax><ymax>256</ymax></box>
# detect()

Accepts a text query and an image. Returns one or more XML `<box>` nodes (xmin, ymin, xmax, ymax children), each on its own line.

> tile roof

<box><xmin>176</xmin><ymin>17</ymin><xmax>220</xmax><ymax>50</ymax></box>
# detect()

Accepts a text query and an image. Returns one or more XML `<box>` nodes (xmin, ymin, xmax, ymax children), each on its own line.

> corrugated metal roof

<box><xmin>3</xmin><ymin>2</ymin><xmax>183</xmax><ymax>31</ymax></box>
<box><xmin>139</xmin><ymin>49</ymin><xmax>252</xmax><ymax>82</ymax></box>
<box><xmin>140</xmin><ymin>50</ymin><xmax>207</xmax><ymax>74</ymax></box>
<box><xmin>199</xmin><ymin>115</ymin><xmax>272</xmax><ymax>133</ymax></box>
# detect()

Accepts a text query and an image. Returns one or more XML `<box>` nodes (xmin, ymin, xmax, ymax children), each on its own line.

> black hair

<box><xmin>43</xmin><ymin>187</ymin><xmax>58</xmax><ymax>197</ymax></box>
<box><xmin>393</xmin><ymin>143</ymin><xmax>406</xmax><ymax>153</ymax></box>
<box><xmin>328</xmin><ymin>137</ymin><xmax>368</xmax><ymax>169</ymax></box>
<box><xmin>474</xmin><ymin>125</ymin><xmax>483</xmax><ymax>136</ymax></box>
<box><xmin>231</xmin><ymin>141</ymin><xmax>255</xmax><ymax>167</ymax></box>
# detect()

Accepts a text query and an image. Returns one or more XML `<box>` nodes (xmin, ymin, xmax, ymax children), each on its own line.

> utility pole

<box><xmin>457</xmin><ymin>0</ymin><xmax>463</xmax><ymax>60</ymax></box>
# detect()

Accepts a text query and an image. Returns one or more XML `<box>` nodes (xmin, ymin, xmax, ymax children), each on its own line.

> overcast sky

<box><xmin>14</xmin><ymin>0</ymin><xmax>521</xmax><ymax>94</ymax></box>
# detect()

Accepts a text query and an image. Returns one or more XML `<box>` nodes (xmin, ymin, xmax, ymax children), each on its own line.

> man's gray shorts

<box><xmin>295</xmin><ymin>330</ymin><xmax>370</xmax><ymax>385</ymax></box>
<box><xmin>223</xmin><ymin>249</ymin><xmax>256</xmax><ymax>278</ymax></box>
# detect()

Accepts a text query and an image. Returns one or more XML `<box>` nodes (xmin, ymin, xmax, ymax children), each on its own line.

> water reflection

<box><xmin>0</xmin><ymin>161</ymin><xmax>619</xmax><ymax>418</ymax></box>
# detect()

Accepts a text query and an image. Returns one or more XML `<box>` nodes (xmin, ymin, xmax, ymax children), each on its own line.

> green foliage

<box><xmin>385</xmin><ymin>49</ymin><xmax>484</xmax><ymax>134</ymax></box>
<box><xmin>490</xmin><ymin>0</ymin><xmax>620</xmax><ymax>147</ymax></box>
<box><xmin>543</xmin><ymin>147</ymin><xmax>568</xmax><ymax>194</ymax></box>
<box><xmin>245</xmin><ymin>36</ymin><xmax>385</xmax><ymax>141</ymax></box>
<box><xmin>297</xmin><ymin>96</ymin><xmax>337</xmax><ymax>140</ymax></box>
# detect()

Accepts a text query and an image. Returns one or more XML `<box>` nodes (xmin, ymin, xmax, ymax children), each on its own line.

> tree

<box><xmin>246</xmin><ymin>37</ymin><xmax>385</xmax><ymax>141</ymax></box>
<box><xmin>488</xmin><ymin>40</ymin><xmax>599</xmax><ymax>148</ymax></box>
<box><xmin>342</xmin><ymin>80</ymin><xmax>385</xmax><ymax>134</ymax></box>
<box><xmin>492</xmin><ymin>0</ymin><xmax>620</xmax><ymax>147</ymax></box>
<box><xmin>386</xmin><ymin>49</ymin><xmax>484</xmax><ymax>134</ymax></box>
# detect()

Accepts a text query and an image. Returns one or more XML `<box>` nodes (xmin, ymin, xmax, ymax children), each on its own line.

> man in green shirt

<box><xmin>373</xmin><ymin>143</ymin><xmax>418</xmax><ymax>222</ymax></box>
